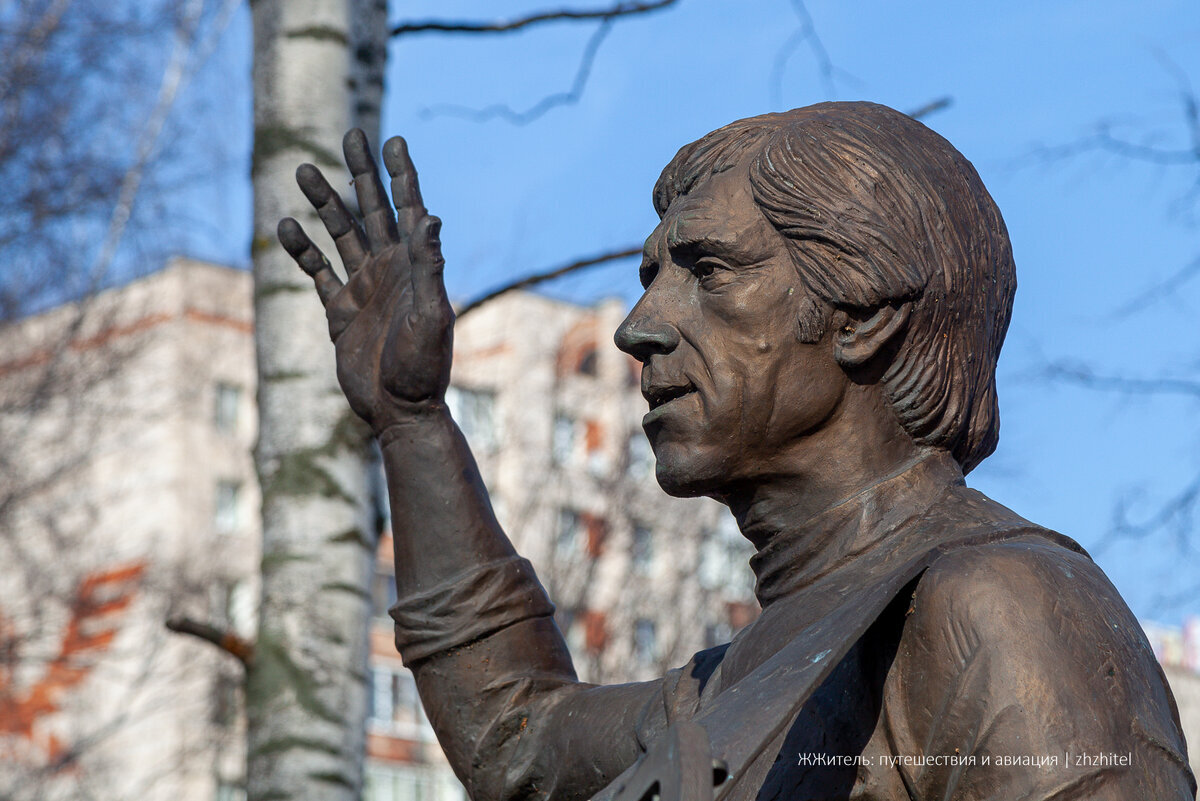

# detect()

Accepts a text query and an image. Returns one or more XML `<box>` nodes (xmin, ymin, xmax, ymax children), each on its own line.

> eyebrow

<box><xmin>638</xmin><ymin>207</ymin><xmax>764</xmax><ymax>287</ymax></box>
<box><xmin>665</xmin><ymin>214</ymin><xmax>758</xmax><ymax>262</ymax></box>
<box><xmin>666</xmin><ymin>230</ymin><xmax>731</xmax><ymax>254</ymax></box>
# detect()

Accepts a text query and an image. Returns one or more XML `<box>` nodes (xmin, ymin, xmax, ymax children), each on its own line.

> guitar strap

<box><xmin>592</xmin><ymin>527</ymin><xmax>1058</xmax><ymax>801</ymax></box>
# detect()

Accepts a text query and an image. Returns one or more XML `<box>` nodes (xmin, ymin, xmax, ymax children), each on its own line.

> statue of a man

<box><xmin>278</xmin><ymin>102</ymin><xmax>1196</xmax><ymax>801</ymax></box>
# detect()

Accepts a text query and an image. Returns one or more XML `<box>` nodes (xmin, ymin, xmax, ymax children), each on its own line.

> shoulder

<box><xmin>895</xmin><ymin>533</ymin><xmax>1180</xmax><ymax>738</ymax></box>
<box><xmin>914</xmin><ymin>535</ymin><xmax>1101</xmax><ymax>628</ymax></box>
<box><xmin>885</xmin><ymin>536</ymin><xmax>1194</xmax><ymax>799</ymax></box>
<box><xmin>903</xmin><ymin>535</ymin><xmax>1145</xmax><ymax>666</ymax></box>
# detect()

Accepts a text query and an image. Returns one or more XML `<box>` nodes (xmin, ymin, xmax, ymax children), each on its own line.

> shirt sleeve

<box><xmin>882</xmin><ymin>538</ymin><xmax>1196</xmax><ymax>801</ymax></box>
<box><xmin>388</xmin><ymin>556</ymin><xmax>557</xmax><ymax>664</ymax></box>
<box><xmin>396</xmin><ymin>560</ymin><xmax>664</xmax><ymax>801</ymax></box>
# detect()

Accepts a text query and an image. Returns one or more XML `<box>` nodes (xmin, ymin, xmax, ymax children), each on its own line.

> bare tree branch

<box><xmin>771</xmin><ymin>0</ymin><xmax>836</xmax><ymax>106</ymax></box>
<box><xmin>92</xmin><ymin>0</ymin><xmax>240</xmax><ymax>287</ymax></box>
<box><xmin>90</xmin><ymin>0</ymin><xmax>203</xmax><ymax>294</ymax></box>
<box><xmin>1043</xmin><ymin>361</ymin><xmax>1200</xmax><ymax>398</ymax></box>
<box><xmin>1150</xmin><ymin>572</ymin><xmax>1200</xmax><ymax>616</ymax></box>
<box><xmin>1113</xmin><ymin>471</ymin><xmax>1200</xmax><ymax>553</ymax></box>
<box><xmin>391</xmin><ymin>0</ymin><xmax>678</xmax><ymax>37</ymax></box>
<box><xmin>457</xmin><ymin>245</ymin><xmax>641</xmax><ymax>318</ymax></box>
<box><xmin>420</xmin><ymin>19</ymin><xmax>614</xmax><ymax>125</ymax></box>
<box><xmin>1024</xmin><ymin>63</ymin><xmax>1200</xmax><ymax>171</ymax></box>
<box><xmin>907</xmin><ymin>96</ymin><xmax>953</xmax><ymax>121</ymax></box>
<box><xmin>1087</xmin><ymin>471</ymin><xmax>1200</xmax><ymax>610</ymax></box>
<box><xmin>453</xmin><ymin>88</ymin><xmax>947</xmax><ymax>316</ymax></box>
<box><xmin>1152</xmin><ymin>48</ymin><xmax>1200</xmax><ymax>161</ymax></box>
<box><xmin>165</xmin><ymin>615</ymin><xmax>254</xmax><ymax>667</ymax></box>
<box><xmin>1110</xmin><ymin>254</ymin><xmax>1200</xmax><ymax>318</ymax></box>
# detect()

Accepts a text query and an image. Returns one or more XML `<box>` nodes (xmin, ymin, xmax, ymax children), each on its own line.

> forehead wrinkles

<box><xmin>644</xmin><ymin>200</ymin><xmax>716</xmax><ymax>259</ymax></box>
<box><xmin>666</xmin><ymin>207</ymin><xmax>723</xmax><ymax>248</ymax></box>
<box><xmin>648</xmin><ymin>165</ymin><xmax>770</xmax><ymax>264</ymax></box>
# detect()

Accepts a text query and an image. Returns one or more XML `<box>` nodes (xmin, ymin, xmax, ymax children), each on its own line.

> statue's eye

<box><xmin>692</xmin><ymin>257</ymin><xmax>729</xmax><ymax>281</ymax></box>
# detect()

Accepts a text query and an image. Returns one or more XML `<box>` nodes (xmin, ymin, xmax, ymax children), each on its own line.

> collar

<box><xmin>749</xmin><ymin>450</ymin><xmax>965</xmax><ymax>606</ymax></box>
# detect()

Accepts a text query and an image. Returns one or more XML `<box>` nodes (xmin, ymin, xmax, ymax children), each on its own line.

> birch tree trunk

<box><xmin>247</xmin><ymin>2</ymin><xmax>386</xmax><ymax>798</ymax></box>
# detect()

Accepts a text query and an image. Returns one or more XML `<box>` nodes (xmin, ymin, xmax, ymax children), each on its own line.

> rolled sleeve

<box><xmin>389</xmin><ymin>556</ymin><xmax>556</xmax><ymax>664</ymax></box>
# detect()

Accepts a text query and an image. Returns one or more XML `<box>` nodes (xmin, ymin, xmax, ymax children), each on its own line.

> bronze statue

<box><xmin>278</xmin><ymin>102</ymin><xmax>1196</xmax><ymax>801</ymax></box>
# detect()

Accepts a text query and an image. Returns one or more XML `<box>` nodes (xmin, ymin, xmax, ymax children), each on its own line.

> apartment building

<box><xmin>0</xmin><ymin>260</ymin><xmax>259</xmax><ymax>800</ymax></box>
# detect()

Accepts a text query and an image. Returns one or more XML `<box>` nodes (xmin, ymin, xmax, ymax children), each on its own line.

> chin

<box><xmin>651</xmin><ymin>444</ymin><xmax>728</xmax><ymax>499</ymax></box>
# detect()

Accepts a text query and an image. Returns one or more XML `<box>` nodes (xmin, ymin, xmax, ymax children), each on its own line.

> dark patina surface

<box><xmin>278</xmin><ymin>102</ymin><xmax>1196</xmax><ymax>801</ymax></box>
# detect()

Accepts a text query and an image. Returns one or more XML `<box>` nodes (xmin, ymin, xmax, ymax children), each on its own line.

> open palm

<box><xmin>278</xmin><ymin>130</ymin><xmax>454</xmax><ymax>433</ymax></box>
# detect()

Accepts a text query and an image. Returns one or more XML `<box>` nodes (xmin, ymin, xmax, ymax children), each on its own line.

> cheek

<box><xmin>701</xmin><ymin>359</ymin><xmax>754</xmax><ymax>429</ymax></box>
<box><xmin>767</xmin><ymin>360</ymin><xmax>844</xmax><ymax>434</ymax></box>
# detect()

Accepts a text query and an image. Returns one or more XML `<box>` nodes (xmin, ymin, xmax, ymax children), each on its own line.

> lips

<box><xmin>644</xmin><ymin>382</ymin><xmax>695</xmax><ymax>411</ymax></box>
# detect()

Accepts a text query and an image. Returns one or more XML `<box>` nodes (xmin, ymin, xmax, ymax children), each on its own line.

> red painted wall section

<box><xmin>0</xmin><ymin>562</ymin><xmax>147</xmax><ymax>761</ymax></box>
<box><xmin>583</xmin><ymin>610</ymin><xmax>609</xmax><ymax>654</ymax></box>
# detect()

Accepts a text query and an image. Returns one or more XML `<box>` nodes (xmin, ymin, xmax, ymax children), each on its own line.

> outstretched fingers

<box><xmin>382</xmin><ymin>137</ymin><xmax>427</xmax><ymax>237</ymax></box>
<box><xmin>344</xmin><ymin>128</ymin><xmax>399</xmax><ymax>249</ymax></box>
<box><xmin>295</xmin><ymin>163</ymin><xmax>368</xmax><ymax>272</ymax></box>
<box><xmin>278</xmin><ymin>217</ymin><xmax>343</xmax><ymax>306</ymax></box>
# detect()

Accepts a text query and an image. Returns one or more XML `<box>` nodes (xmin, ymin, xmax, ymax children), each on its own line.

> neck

<box><xmin>721</xmin><ymin>383</ymin><xmax>929</xmax><ymax>549</ymax></box>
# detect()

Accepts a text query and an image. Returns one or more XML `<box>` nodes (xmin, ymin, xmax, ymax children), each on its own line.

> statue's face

<box><xmin>615</xmin><ymin>162</ymin><xmax>850</xmax><ymax>497</ymax></box>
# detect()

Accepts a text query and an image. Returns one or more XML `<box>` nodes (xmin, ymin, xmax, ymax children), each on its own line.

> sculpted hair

<box><xmin>653</xmin><ymin>102</ymin><xmax>1016</xmax><ymax>473</ymax></box>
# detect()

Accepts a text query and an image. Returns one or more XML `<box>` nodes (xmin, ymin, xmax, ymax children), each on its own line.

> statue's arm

<box><xmin>378</xmin><ymin>410</ymin><xmax>658</xmax><ymax>800</ymax></box>
<box><xmin>278</xmin><ymin>130</ymin><xmax>656</xmax><ymax>800</ymax></box>
<box><xmin>276</xmin><ymin>127</ymin><xmax>536</xmax><ymax>597</ymax></box>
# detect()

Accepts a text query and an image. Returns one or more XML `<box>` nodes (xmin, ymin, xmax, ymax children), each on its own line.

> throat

<box><xmin>729</xmin><ymin>450</ymin><xmax>964</xmax><ymax>606</ymax></box>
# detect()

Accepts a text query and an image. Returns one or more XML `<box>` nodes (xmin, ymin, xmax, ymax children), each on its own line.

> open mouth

<box><xmin>644</xmin><ymin>383</ymin><xmax>694</xmax><ymax>411</ymax></box>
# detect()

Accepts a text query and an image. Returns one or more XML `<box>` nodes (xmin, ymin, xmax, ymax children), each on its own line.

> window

<box><xmin>368</xmin><ymin>665</ymin><xmax>433</xmax><ymax>740</ymax></box>
<box><xmin>577</xmin><ymin>347</ymin><xmax>598</xmax><ymax>376</ymax></box>
<box><xmin>631</xmin><ymin>524</ymin><xmax>653</xmax><ymax>574</ymax></box>
<box><xmin>634</xmin><ymin>619</ymin><xmax>657</xmax><ymax>665</ymax></box>
<box><xmin>208</xmin><ymin>579</ymin><xmax>254</xmax><ymax>648</ymax></box>
<box><xmin>557</xmin><ymin>608</ymin><xmax>588</xmax><ymax>657</ymax></box>
<box><xmin>490</xmin><ymin>494</ymin><xmax>508</xmax><ymax>531</ymax></box>
<box><xmin>698</xmin><ymin>515</ymin><xmax>754</xmax><ymax>595</ymax></box>
<box><xmin>446</xmin><ymin>385</ymin><xmax>498</xmax><ymax>452</ymax></box>
<box><xmin>583</xmin><ymin>513</ymin><xmax>608</xmax><ymax>558</ymax></box>
<box><xmin>626</xmin><ymin>432</ymin><xmax>654</xmax><ymax>478</ymax></box>
<box><xmin>704</xmin><ymin>622</ymin><xmax>732</xmax><ymax>649</ymax></box>
<box><xmin>214</xmin><ymin>382</ymin><xmax>240</xmax><ymax>434</ymax></box>
<box><xmin>584</xmin><ymin>419</ymin><xmax>607</xmax><ymax>476</ymax></box>
<box><xmin>369</xmin><ymin>440</ymin><xmax>390</xmax><ymax>532</ymax></box>
<box><xmin>697</xmin><ymin>530</ymin><xmax>724</xmax><ymax>590</ymax></box>
<box><xmin>215</xmin><ymin>480</ymin><xmax>240</xmax><ymax>534</ymax></box>
<box><xmin>365</xmin><ymin>764</ymin><xmax>466</xmax><ymax>801</ymax></box>
<box><xmin>556</xmin><ymin>509</ymin><xmax>582</xmax><ymax>557</ymax></box>
<box><xmin>212</xmin><ymin>671</ymin><xmax>240</xmax><ymax>728</ymax></box>
<box><xmin>552</xmin><ymin>413</ymin><xmax>576</xmax><ymax>465</ymax></box>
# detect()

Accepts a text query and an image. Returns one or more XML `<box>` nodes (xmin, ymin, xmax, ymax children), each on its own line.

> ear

<box><xmin>832</xmin><ymin>302</ymin><xmax>911</xmax><ymax>369</ymax></box>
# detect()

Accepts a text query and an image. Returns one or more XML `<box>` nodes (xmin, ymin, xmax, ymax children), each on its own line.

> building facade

<box><xmin>0</xmin><ymin>260</ymin><xmax>259</xmax><ymax>800</ymax></box>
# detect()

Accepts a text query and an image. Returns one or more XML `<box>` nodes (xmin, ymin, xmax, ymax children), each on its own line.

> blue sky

<box><xmin>181</xmin><ymin>1</ymin><xmax>1200</xmax><ymax>623</ymax></box>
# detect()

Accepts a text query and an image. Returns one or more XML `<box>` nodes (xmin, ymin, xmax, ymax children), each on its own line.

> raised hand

<box><xmin>278</xmin><ymin>129</ymin><xmax>454</xmax><ymax>434</ymax></box>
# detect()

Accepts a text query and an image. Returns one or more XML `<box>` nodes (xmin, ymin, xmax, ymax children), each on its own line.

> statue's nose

<box><xmin>614</xmin><ymin>305</ymin><xmax>680</xmax><ymax>362</ymax></box>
